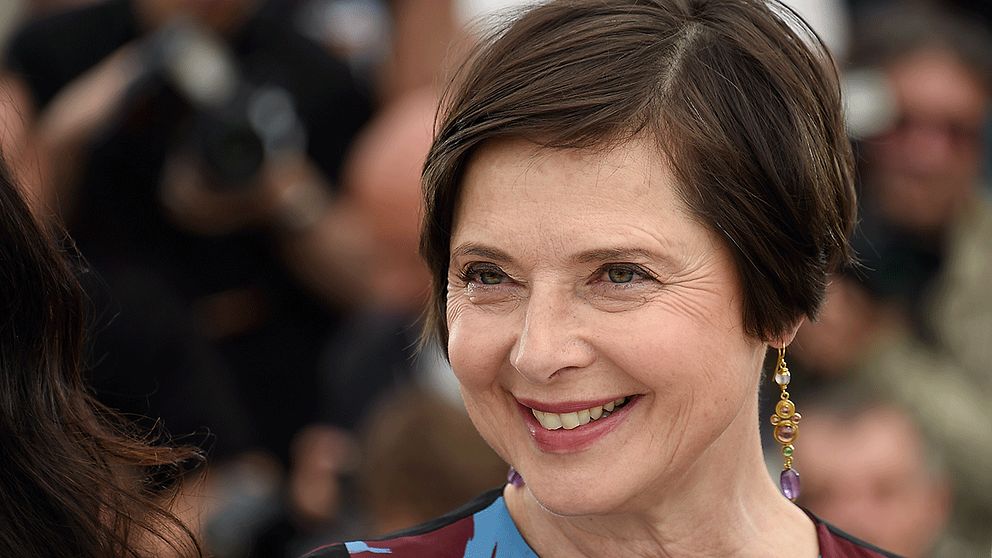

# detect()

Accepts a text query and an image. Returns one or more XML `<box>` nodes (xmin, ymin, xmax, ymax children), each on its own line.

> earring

<box><xmin>507</xmin><ymin>466</ymin><xmax>524</xmax><ymax>487</ymax></box>
<box><xmin>769</xmin><ymin>346</ymin><xmax>801</xmax><ymax>501</ymax></box>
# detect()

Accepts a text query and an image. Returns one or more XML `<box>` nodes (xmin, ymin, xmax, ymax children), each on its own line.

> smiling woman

<box><xmin>304</xmin><ymin>1</ymin><xmax>902</xmax><ymax>557</ymax></box>
<box><xmin>446</xmin><ymin>137</ymin><xmax>764</xmax><ymax>500</ymax></box>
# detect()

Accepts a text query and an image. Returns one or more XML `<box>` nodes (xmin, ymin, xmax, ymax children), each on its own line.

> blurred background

<box><xmin>0</xmin><ymin>0</ymin><xmax>989</xmax><ymax>556</ymax></box>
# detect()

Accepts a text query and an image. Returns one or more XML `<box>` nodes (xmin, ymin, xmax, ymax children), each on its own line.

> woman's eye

<box><xmin>458</xmin><ymin>264</ymin><xmax>508</xmax><ymax>287</ymax></box>
<box><xmin>478</xmin><ymin>270</ymin><xmax>504</xmax><ymax>285</ymax></box>
<box><xmin>607</xmin><ymin>267</ymin><xmax>636</xmax><ymax>284</ymax></box>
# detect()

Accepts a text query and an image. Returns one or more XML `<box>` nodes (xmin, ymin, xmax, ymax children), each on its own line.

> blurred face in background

<box><xmin>798</xmin><ymin>405</ymin><xmax>950</xmax><ymax>558</ymax></box>
<box><xmin>792</xmin><ymin>277</ymin><xmax>881</xmax><ymax>378</ymax></box>
<box><xmin>866</xmin><ymin>48</ymin><xmax>989</xmax><ymax>235</ymax></box>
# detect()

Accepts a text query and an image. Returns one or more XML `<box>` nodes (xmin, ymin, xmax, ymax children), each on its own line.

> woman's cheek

<box><xmin>448</xmin><ymin>311</ymin><xmax>501</xmax><ymax>389</ymax></box>
<box><xmin>447</xmin><ymin>319</ymin><xmax>517</xmax><ymax>464</ymax></box>
<box><xmin>448</xmin><ymin>296</ymin><xmax>521</xmax><ymax>388</ymax></box>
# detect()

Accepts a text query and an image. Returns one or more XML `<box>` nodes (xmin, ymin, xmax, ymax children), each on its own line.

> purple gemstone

<box><xmin>780</xmin><ymin>468</ymin><xmax>800</xmax><ymax>501</ymax></box>
<box><xmin>507</xmin><ymin>466</ymin><xmax>525</xmax><ymax>487</ymax></box>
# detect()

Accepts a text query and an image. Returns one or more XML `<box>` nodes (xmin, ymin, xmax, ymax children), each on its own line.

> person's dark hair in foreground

<box><xmin>306</xmin><ymin>0</ymin><xmax>900</xmax><ymax>557</ymax></box>
<box><xmin>0</xmin><ymin>155</ymin><xmax>201</xmax><ymax>557</ymax></box>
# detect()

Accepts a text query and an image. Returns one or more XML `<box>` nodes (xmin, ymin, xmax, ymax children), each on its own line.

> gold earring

<box><xmin>769</xmin><ymin>346</ymin><xmax>801</xmax><ymax>501</ymax></box>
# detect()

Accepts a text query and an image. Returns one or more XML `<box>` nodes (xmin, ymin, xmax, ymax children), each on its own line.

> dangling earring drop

<box><xmin>507</xmin><ymin>466</ymin><xmax>525</xmax><ymax>487</ymax></box>
<box><xmin>769</xmin><ymin>346</ymin><xmax>801</xmax><ymax>501</ymax></box>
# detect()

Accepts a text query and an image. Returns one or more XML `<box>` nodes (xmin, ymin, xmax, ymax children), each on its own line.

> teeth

<box><xmin>532</xmin><ymin>409</ymin><xmax>562</xmax><ymax>430</ymax></box>
<box><xmin>560</xmin><ymin>412</ymin><xmax>580</xmax><ymax>430</ymax></box>
<box><xmin>531</xmin><ymin>397</ymin><xmax>631</xmax><ymax>431</ymax></box>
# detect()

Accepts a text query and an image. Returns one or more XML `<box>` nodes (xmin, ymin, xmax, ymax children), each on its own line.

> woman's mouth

<box><xmin>529</xmin><ymin>397</ymin><xmax>631</xmax><ymax>430</ymax></box>
<box><xmin>517</xmin><ymin>395</ymin><xmax>640</xmax><ymax>453</ymax></box>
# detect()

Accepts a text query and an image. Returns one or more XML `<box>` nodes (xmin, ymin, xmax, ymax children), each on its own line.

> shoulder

<box><xmin>301</xmin><ymin>488</ymin><xmax>508</xmax><ymax>558</ymax></box>
<box><xmin>809</xmin><ymin>512</ymin><xmax>904</xmax><ymax>558</ymax></box>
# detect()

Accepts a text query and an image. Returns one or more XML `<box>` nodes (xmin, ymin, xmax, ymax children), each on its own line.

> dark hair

<box><xmin>420</xmin><ymin>0</ymin><xmax>856</xmax><ymax>347</ymax></box>
<box><xmin>0</xmin><ymin>157</ymin><xmax>202</xmax><ymax>557</ymax></box>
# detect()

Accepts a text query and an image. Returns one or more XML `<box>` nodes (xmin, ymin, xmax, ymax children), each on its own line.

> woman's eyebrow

<box><xmin>573</xmin><ymin>247</ymin><xmax>664</xmax><ymax>264</ymax></box>
<box><xmin>450</xmin><ymin>243</ymin><xmax>516</xmax><ymax>264</ymax></box>
<box><xmin>451</xmin><ymin>245</ymin><xmax>675</xmax><ymax>266</ymax></box>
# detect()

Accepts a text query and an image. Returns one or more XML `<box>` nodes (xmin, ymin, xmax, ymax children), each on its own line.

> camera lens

<box><xmin>196</xmin><ymin>113</ymin><xmax>266</xmax><ymax>189</ymax></box>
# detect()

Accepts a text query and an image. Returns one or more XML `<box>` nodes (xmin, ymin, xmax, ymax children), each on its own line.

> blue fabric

<box><xmin>344</xmin><ymin>541</ymin><xmax>393</xmax><ymax>554</ymax></box>
<box><xmin>463</xmin><ymin>496</ymin><xmax>538</xmax><ymax>558</ymax></box>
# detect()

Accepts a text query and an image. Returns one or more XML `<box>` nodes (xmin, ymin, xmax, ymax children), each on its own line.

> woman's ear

<box><xmin>771</xmin><ymin>318</ymin><xmax>806</xmax><ymax>349</ymax></box>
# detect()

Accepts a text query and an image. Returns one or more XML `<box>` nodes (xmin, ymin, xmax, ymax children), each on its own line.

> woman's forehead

<box><xmin>449</xmin><ymin>138</ymin><xmax>709</xmax><ymax>264</ymax></box>
<box><xmin>457</xmin><ymin>138</ymin><xmax>680</xmax><ymax>210</ymax></box>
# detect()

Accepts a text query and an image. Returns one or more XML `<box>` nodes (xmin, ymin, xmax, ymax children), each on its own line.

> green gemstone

<box><xmin>783</xmin><ymin>445</ymin><xmax>794</xmax><ymax>457</ymax></box>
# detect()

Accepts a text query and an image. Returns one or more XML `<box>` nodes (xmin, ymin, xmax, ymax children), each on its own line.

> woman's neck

<box><xmin>503</xmin><ymin>404</ymin><xmax>819</xmax><ymax>558</ymax></box>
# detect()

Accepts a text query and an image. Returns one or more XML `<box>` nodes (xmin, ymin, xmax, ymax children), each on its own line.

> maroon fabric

<box><xmin>358</xmin><ymin>516</ymin><xmax>474</xmax><ymax>557</ymax></box>
<box><xmin>812</xmin><ymin>513</ymin><xmax>903</xmax><ymax>558</ymax></box>
<box><xmin>302</xmin><ymin>489</ymin><xmax>493</xmax><ymax>558</ymax></box>
<box><xmin>301</xmin><ymin>515</ymin><xmax>474</xmax><ymax>558</ymax></box>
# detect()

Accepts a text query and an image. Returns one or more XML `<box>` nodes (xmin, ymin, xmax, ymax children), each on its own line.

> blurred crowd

<box><xmin>0</xmin><ymin>0</ymin><xmax>989</xmax><ymax>557</ymax></box>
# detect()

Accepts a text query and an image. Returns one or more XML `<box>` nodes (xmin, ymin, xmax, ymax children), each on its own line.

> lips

<box><xmin>530</xmin><ymin>397</ymin><xmax>630</xmax><ymax>430</ymax></box>
<box><xmin>517</xmin><ymin>395</ymin><xmax>640</xmax><ymax>453</ymax></box>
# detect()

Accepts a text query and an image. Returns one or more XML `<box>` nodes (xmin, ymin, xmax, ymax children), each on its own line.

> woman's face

<box><xmin>446</xmin><ymin>138</ymin><xmax>768</xmax><ymax>515</ymax></box>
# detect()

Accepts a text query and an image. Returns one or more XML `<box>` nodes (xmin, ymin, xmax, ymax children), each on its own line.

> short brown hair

<box><xmin>421</xmin><ymin>0</ymin><xmax>856</xmax><ymax>347</ymax></box>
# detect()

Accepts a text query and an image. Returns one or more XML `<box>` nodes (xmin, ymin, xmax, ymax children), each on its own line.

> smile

<box><xmin>528</xmin><ymin>397</ymin><xmax>632</xmax><ymax>430</ymax></box>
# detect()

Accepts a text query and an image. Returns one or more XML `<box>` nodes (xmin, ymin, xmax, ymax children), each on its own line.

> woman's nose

<box><xmin>509</xmin><ymin>286</ymin><xmax>595</xmax><ymax>382</ymax></box>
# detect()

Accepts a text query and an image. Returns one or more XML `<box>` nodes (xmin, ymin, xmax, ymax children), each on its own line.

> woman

<box><xmin>0</xmin><ymin>154</ymin><xmax>201</xmax><ymax>557</ymax></box>
<box><xmin>308</xmin><ymin>0</ymin><xmax>900</xmax><ymax>556</ymax></box>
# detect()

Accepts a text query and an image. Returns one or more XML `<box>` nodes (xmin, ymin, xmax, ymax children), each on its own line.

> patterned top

<box><xmin>302</xmin><ymin>488</ymin><xmax>902</xmax><ymax>558</ymax></box>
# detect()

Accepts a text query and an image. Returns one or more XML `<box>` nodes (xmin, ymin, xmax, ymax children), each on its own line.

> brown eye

<box><xmin>607</xmin><ymin>267</ymin><xmax>635</xmax><ymax>283</ymax></box>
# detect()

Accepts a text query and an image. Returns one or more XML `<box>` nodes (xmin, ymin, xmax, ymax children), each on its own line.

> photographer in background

<box><xmin>0</xmin><ymin>0</ymin><xmax>371</xmax><ymax>483</ymax></box>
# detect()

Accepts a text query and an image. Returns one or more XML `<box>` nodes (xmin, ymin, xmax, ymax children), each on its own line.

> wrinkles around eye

<box><xmin>582</xmin><ymin>266</ymin><xmax>665</xmax><ymax>312</ymax></box>
<box><xmin>450</xmin><ymin>262</ymin><xmax>666</xmax><ymax>311</ymax></box>
<box><xmin>450</xmin><ymin>262</ymin><xmax>523</xmax><ymax>305</ymax></box>
<box><xmin>591</xmin><ymin>263</ymin><xmax>657</xmax><ymax>288</ymax></box>
<box><xmin>457</xmin><ymin>262</ymin><xmax>511</xmax><ymax>285</ymax></box>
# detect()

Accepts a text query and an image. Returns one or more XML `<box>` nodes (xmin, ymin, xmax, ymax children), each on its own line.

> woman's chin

<box><xmin>523</xmin><ymin>475</ymin><xmax>636</xmax><ymax>518</ymax></box>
